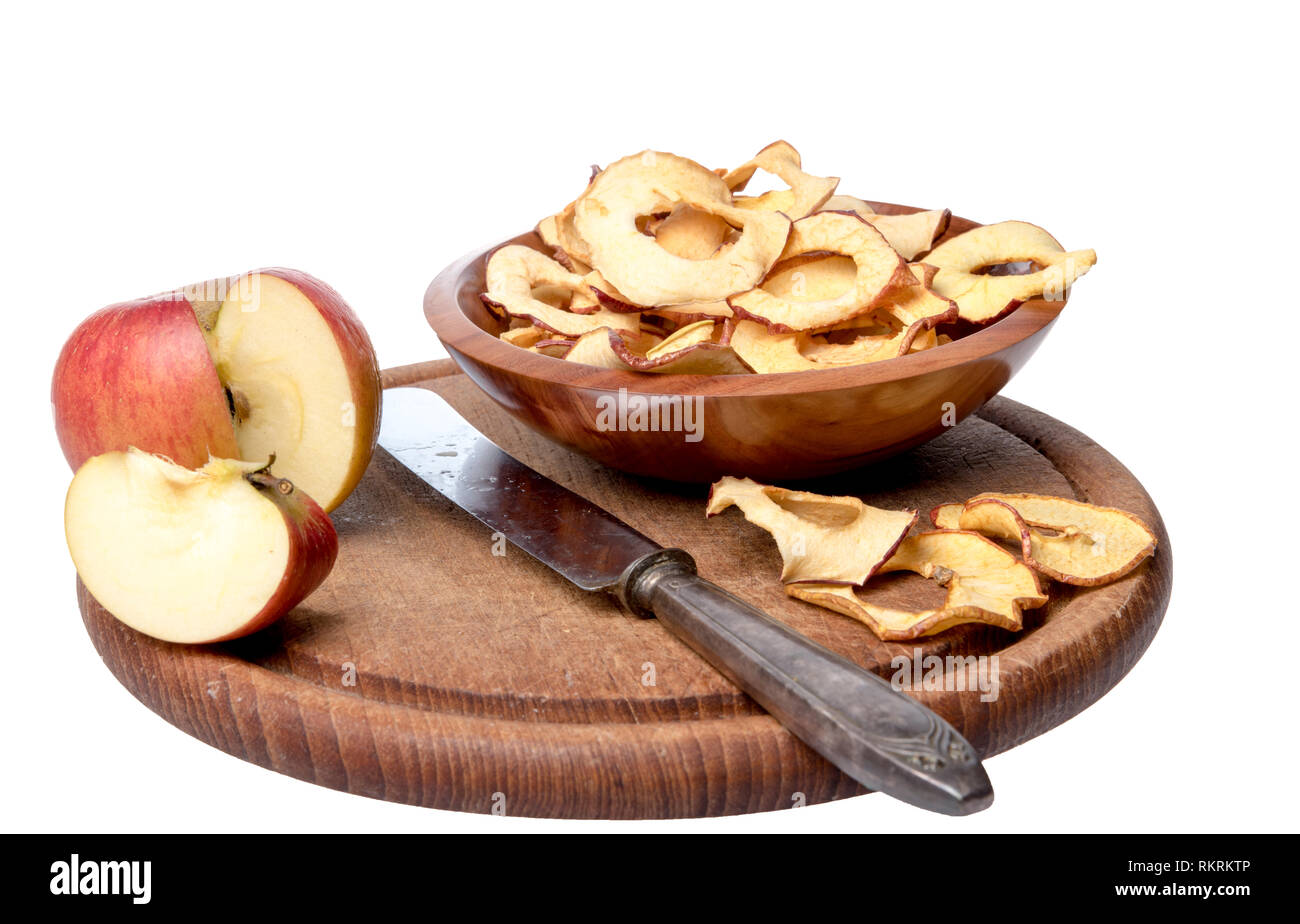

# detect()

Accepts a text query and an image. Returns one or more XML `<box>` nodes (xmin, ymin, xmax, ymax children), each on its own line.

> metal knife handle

<box><xmin>618</xmin><ymin>550</ymin><xmax>993</xmax><ymax>815</ymax></box>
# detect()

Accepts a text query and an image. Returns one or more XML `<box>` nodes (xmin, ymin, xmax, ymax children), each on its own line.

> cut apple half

<box><xmin>52</xmin><ymin>269</ymin><xmax>381</xmax><ymax>513</ymax></box>
<box><xmin>211</xmin><ymin>269</ymin><xmax>382</xmax><ymax>512</ymax></box>
<box><xmin>65</xmin><ymin>449</ymin><xmax>338</xmax><ymax>644</ymax></box>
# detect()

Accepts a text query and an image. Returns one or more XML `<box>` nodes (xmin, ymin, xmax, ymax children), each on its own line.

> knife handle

<box><xmin>618</xmin><ymin>549</ymin><xmax>993</xmax><ymax>815</ymax></box>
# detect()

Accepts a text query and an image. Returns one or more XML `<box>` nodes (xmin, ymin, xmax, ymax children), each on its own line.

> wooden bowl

<box><xmin>424</xmin><ymin>203</ymin><xmax>1068</xmax><ymax>482</ymax></box>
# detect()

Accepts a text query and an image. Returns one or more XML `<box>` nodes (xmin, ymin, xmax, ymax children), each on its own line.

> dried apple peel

<box><xmin>706</xmin><ymin>476</ymin><xmax>916</xmax><ymax>584</ymax></box>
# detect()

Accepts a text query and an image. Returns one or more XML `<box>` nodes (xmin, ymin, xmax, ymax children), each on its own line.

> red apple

<box><xmin>51</xmin><ymin>292</ymin><xmax>239</xmax><ymax>471</ymax></box>
<box><xmin>51</xmin><ymin>268</ymin><xmax>381</xmax><ymax>512</ymax></box>
<box><xmin>65</xmin><ymin>449</ymin><xmax>338</xmax><ymax>643</ymax></box>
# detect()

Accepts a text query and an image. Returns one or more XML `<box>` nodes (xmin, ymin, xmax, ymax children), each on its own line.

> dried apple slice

<box><xmin>800</xmin><ymin>263</ymin><xmax>955</xmax><ymax>361</ymax></box>
<box><xmin>723</xmin><ymin>141</ymin><xmax>839</xmax><ymax>220</ymax></box>
<box><xmin>922</xmin><ymin>221</ymin><xmax>1097</xmax><ymax>322</ymax></box>
<box><xmin>563</xmin><ymin>328</ymin><xmax>627</xmax><ymax>370</ymax></box>
<box><xmin>483</xmin><ymin>245</ymin><xmax>638</xmax><ymax>337</ymax></box>
<box><xmin>822</xmin><ymin>195</ymin><xmax>951</xmax><ymax>260</ymax></box>
<box><xmin>646</xmin><ymin>301</ymin><xmax>734</xmax><ymax>324</ymax></box>
<box><xmin>730</xmin><ymin>317</ymin><xmax>903</xmax><ymax>371</ymax></box>
<box><xmin>583</xmin><ymin>270</ymin><xmax>646</xmax><ymax>313</ymax></box>
<box><xmin>500</xmin><ymin>325</ymin><xmax>549</xmax><ymax>348</ymax></box>
<box><xmin>529</xmin><ymin>340</ymin><xmax>575</xmax><ymax>358</ymax></box>
<box><xmin>566</xmin><ymin>324</ymin><xmax>748</xmax><ymax>375</ymax></box>
<box><xmin>930</xmin><ymin>502</ymin><xmax>963</xmax><ymax>530</ymax></box>
<box><xmin>879</xmin><ymin>263</ymin><xmax>959</xmax><ymax>344</ymax></box>
<box><xmin>573</xmin><ymin>151</ymin><xmax>791</xmax><ymax>306</ymax></box>
<box><xmin>706</xmin><ymin>476</ymin><xmax>916</xmax><ymax>584</ymax></box>
<box><xmin>539</xmin><ymin>195</ymin><xmax>595</xmax><ymax>270</ymax></box>
<box><xmin>564</xmin><ymin>328</ymin><xmax>658</xmax><ymax>369</ymax></box>
<box><xmin>954</xmin><ymin>494</ymin><xmax>1157</xmax><ymax>586</ymax></box>
<box><xmin>729</xmin><ymin>211</ymin><xmax>913</xmax><ymax>332</ymax></box>
<box><xmin>908</xmin><ymin>328</ymin><xmax>938</xmax><ymax>353</ymax></box>
<box><xmin>787</xmin><ymin>531</ymin><xmax>1048</xmax><ymax>640</ymax></box>
<box><xmin>797</xmin><ymin>327</ymin><xmax>901</xmax><ymax>365</ymax></box>
<box><xmin>648</xmin><ymin>205</ymin><xmax>732</xmax><ymax>260</ymax></box>
<box><xmin>618</xmin><ymin>335</ymin><xmax>748</xmax><ymax>375</ymax></box>
<box><xmin>644</xmin><ymin>319</ymin><xmax>716</xmax><ymax>358</ymax></box>
<box><xmin>536</xmin><ymin>214</ymin><xmax>562</xmax><ymax>251</ymax></box>
<box><xmin>762</xmin><ymin>253</ymin><xmax>860</xmax><ymax>303</ymax></box>
<box><xmin>729</xmin><ymin>320</ymin><xmax>823</xmax><ymax>372</ymax></box>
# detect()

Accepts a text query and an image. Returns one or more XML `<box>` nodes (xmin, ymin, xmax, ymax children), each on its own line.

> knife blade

<box><xmin>378</xmin><ymin>386</ymin><xmax>994</xmax><ymax>815</ymax></box>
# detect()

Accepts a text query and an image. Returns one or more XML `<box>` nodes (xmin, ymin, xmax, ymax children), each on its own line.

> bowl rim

<box><xmin>424</xmin><ymin>203</ymin><xmax>1069</xmax><ymax>397</ymax></box>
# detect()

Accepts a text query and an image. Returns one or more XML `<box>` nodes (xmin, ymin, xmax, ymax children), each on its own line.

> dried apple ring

<box><xmin>761</xmin><ymin>252</ymin><xmax>860</xmax><ymax>303</ymax></box>
<box><xmin>729</xmin><ymin>320</ymin><xmax>822</xmax><ymax>372</ymax></box>
<box><xmin>729</xmin><ymin>211</ymin><xmax>914</xmax><ymax>332</ymax></box>
<box><xmin>573</xmin><ymin>151</ymin><xmax>791</xmax><ymax>307</ymax></box>
<box><xmin>645</xmin><ymin>301</ymin><xmax>734</xmax><ymax>325</ymax></box>
<box><xmin>797</xmin><ymin>263</ymin><xmax>954</xmax><ymax>362</ymax></box>
<box><xmin>647</xmin><ymin>205</ymin><xmax>732</xmax><ymax>260</ymax></box>
<box><xmin>565</xmin><ymin>324</ymin><xmax>747</xmax><ymax>375</ymax></box>
<box><xmin>482</xmin><ymin>245</ymin><xmax>638</xmax><ymax>337</ymax></box>
<box><xmin>499</xmin><ymin>325</ymin><xmax>549</xmax><ymax>348</ymax></box>
<box><xmin>879</xmin><ymin>263</ymin><xmax>958</xmax><ymax>345</ymax></box>
<box><xmin>723</xmin><ymin>141</ymin><xmax>840</xmax><ymax>219</ymax></box>
<box><xmin>797</xmin><ymin>328</ymin><xmax>901</xmax><ymax>365</ymax></box>
<box><xmin>788</xmin><ymin>531</ymin><xmax>1048</xmax><ymax>640</ymax></box>
<box><xmin>822</xmin><ymin>195</ymin><xmax>951</xmax><ymax>261</ymax></box>
<box><xmin>730</xmin><ymin>318</ymin><xmax>907</xmax><ymax>372</ymax></box>
<box><xmin>528</xmin><ymin>338</ymin><xmax>576</xmax><ymax>358</ymax></box>
<box><xmin>943</xmin><ymin>494</ymin><xmax>1157</xmax><ymax>586</ymax></box>
<box><xmin>922</xmin><ymin>220</ymin><xmax>1097</xmax><ymax>323</ymax></box>
<box><xmin>706</xmin><ymin>476</ymin><xmax>916</xmax><ymax>584</ymax></box>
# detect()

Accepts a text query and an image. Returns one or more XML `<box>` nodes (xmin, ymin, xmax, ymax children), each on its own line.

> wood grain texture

<box><xmin>79</xmin><ymin>363</ymin><xmax>1172</xmax><ymax>819</ymax></box>
<box><xmin>427</xmin><ymin>202</ymin><xmax>1071</xmax><ymax>481</ymax></box>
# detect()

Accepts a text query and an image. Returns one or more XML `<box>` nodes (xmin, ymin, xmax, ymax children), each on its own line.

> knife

<box><xmin>378</xmin><ymin>386</ymin><xmax>993</xmax><ymax>815</ymax></box>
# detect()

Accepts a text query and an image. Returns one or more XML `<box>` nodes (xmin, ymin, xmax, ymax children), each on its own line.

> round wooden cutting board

<box><xmin>79</xmin><ymin>360</ymin><xmax>1173</xmax><ymax>819</ymax></box>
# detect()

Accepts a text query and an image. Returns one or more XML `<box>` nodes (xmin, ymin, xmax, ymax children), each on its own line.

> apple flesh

<box><xmin>51</xmin><ymin>268</ymin><xmax>381</xmax><ymax>512</ymax></box>
<box><xmin>65</xmin><ymin>449</ymin><xmax>338</xmax><ymax>644</ymax></box>
<box><xmin>211</xmin><ymin>268</ymin><xmax>382</xmax><ymax>511</ymax></box>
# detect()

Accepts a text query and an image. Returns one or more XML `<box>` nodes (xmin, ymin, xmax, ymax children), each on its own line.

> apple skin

<box><xmin>213</xmin><ymin>469</ymin><xmax>339</xmax><ymax>643</ymax></box>
<box><xmin>51</xmin><ymin>293</ymin><xmax>238</xmax><ymax>471</ymax></box>
<box><xmin>256</xmin><ymin>267</ymin><xmax>383</xmax><ymax>505</ymax></box>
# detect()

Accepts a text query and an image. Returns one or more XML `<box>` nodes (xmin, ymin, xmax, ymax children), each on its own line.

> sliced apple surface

<box><xmin>211</xmin><ymin>269</ymin><xmax>381</xmax><ymax>512</ymax></box>
<box><xmin>65</xmin><ymin>449</ymin><xmax>338</xmax><ymax>644</ymax></box>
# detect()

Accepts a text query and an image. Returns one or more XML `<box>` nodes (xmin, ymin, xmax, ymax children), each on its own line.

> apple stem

<box><xmin>245</xmin><ymin>468</ymin><xmax>295</xmax><ymax>496</ymax></box>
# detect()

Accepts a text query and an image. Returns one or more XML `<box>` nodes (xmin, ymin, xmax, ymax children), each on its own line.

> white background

<box><xmin>3</xmin><ymin>1</ymin><xmax>1296</xmax><ymax>833</ymax></box>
